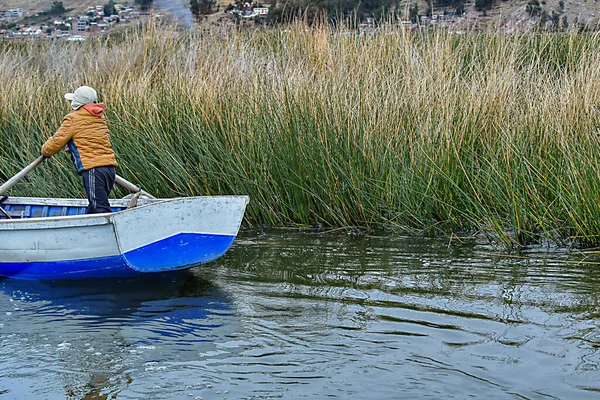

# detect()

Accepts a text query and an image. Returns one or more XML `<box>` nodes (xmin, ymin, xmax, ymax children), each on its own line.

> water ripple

<box><xmin>1</xmin><ymin>231</ymin><xmax>599</xmax><ymax>399</ymax></box>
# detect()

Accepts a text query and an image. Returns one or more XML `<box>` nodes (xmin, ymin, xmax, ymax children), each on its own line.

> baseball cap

<box><xmin>64</xmin><ymin>86</ymin><xmax>98</xmax><ymax>108</ymax></box>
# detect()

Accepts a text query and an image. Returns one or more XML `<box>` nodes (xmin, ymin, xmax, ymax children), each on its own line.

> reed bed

<box><xmin>1</xmin><ymin>22</ymin><xmax>600</xmax><ymax>247</ymax></box>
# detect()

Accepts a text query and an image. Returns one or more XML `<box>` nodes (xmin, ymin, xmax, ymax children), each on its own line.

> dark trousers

<box><xmin>82</xmin><ymin>166</ymin><xmax>116</xmax><ymax>214</ymax></box>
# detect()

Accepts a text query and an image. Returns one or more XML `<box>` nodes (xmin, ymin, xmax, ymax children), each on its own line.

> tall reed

<box><xmin>1</xmin><ymin>22</ymin><xmax>600</xmax><ymax>247</ymax></box>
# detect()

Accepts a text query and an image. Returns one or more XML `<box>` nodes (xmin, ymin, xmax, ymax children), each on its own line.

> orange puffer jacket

<box><xmin>42</xmin><ymin>104</ymin><xmax>117</xmax><ymax>174</ymax></box>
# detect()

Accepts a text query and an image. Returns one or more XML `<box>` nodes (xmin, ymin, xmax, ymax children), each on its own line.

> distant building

<box><xmin>75</xmin><ymin>18</ymin><xmax>87</xmax><ymax>33</ymax></box>
<box><xmin>71</xmin><ymin>17</ymin><xmax>101</xmax><ymax>36</ymax></box>
<box><xmin>4</xmin><ymin>9</ymin><xmax>22</xmax><ymax>18</ymax></box>
<box><xmin>0</xmin><ymin>8</ymin><xmax>23</xmax><ymax>22</ymax></box>
<box><xmin>253</xmin><ymin>7</ymin><xmax>269</xmax><ymax>15</ymax></box>
<box><xmin>1</xmin><ymin>3</ymin><xmax>145</xmax><ymax>41</ymax></box>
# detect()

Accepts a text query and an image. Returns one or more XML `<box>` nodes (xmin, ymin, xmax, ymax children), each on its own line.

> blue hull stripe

<box><xmin>0</xmin><ymin>256</ymin><xmax>137</xmax><ymax>280</ymax></box>
<box><xmin>122</xmin><ymin>233</ymin><xmax>236</xmax><ymax>273</ymax></box>
<box><xmin>0</xmin><ymin>233</ymin><xmax>236</xmax><ymax>280</ymax></box>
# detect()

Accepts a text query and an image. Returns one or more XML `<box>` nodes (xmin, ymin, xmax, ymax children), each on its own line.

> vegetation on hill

<box><xmin>1</xmin><ymin>0</ymin><xmax>597</xmax><ymax>32</ymax></box>
<box><xmin>0</xmin><ymin>2</ymin><xmax>74</xmax><ymax>30</ymax></box>
<box><xmin>0</xmin><ymin>0</ymin><xmax>96</xmax><ymax>15</ymax></box>
<box><xmin>265</xmin><ymin>0</ymin><xmax>402</xmax><ymax>23</ymax></box>
<box><xmin>134</xmin><ymin>0</ymin><xmax>154</xmax><ymax>10</ymax></box>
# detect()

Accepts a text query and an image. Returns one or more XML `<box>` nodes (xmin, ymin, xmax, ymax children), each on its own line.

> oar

<box><xmin>0</xmin><ymin>195</ymin><xmax>10</xmax><ymax>219</ymax></box>
<box><xmin>0</xmin><ymin>155</ymin><xmax>156</xmax><ymax>199</ymax></box>
<box><xmin>0</xmin><ymin>156</ymin><xmax>46</xmax><ymax>197</ymax></box>
<box><xmin>115</xmin><ymin>174</ymin><xmax>156</xmax><ymax>199</ymax></box>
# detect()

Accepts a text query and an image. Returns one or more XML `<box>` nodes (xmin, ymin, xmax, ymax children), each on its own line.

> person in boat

<box><xmin>41</xmin><ymin>86</ymin><xmax>118</xmax><ymax>214</ymax></box>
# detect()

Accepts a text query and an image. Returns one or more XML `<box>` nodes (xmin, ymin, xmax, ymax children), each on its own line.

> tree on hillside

<box><xmin>190</xmin><ymin>0</ymin><xmax>217</xmax><ymax>18</ymax></box>
<box><xmin>353</xmin><ymin>0</ymin><xmax>398</xmax><ymax>20</ymax></box>
<box><xmin>474</xmin><ymin>0</ymin><xmax>494</xmax><ymax>12</ymax></box>
<box><xmin>551</xmin><ymin>10</ymin><xmax>560</xmax><ymax>29</ymax></box>
<box><xmin>268</xmin><ymin>0</ymin><xmax>401</xmax><ymax>24</ymax></box>
<box><xmin>526</xmin><ymin>0</ymin><xmax>541</xmax><ymax>17</ymax></box>
<box><xmin>50</xmin><ymin>1</ymin><xmax>66</xmax><ymax>15</ymax></box>
<box><xmin>455</xmin><ymin>0</ymin><xmax>464</xmax><ymax>15</ymax></box>
<box><xmin>409</xmin><ymin>2</ymin><xmax>419</xmax><ymax>22</ymax></box>
<box><xmin>104</xmin><ymin>0</ymin><xmax>116</xmax><ymax>16</ymax></box>
<box><xmin>434</xmin><ymin>0</ymin><xmax>457</xmax><ymax>7</ymax></box>
<box><xmin>267</xmin><ymin>0</ymin><xmax>328</xmax><ymax>24</ymax></box>
<box><xmin>435</xmin><ymin>0</ymin><xmax>464</xmax><ymax>16</ymax></box>
<box><xmin>190</xmin><ymin>0</ymin><xmax>200</xmax><ymax>17</ymax></box>
<box><xmin>561</xmin><ymin>15</ymin><xmax>568</xmax><ymax>31</ymax></box>
<box><xmin>135</xmin><ymin>0</ymin><xmax>155</xmax><ymax>11</ymax></box>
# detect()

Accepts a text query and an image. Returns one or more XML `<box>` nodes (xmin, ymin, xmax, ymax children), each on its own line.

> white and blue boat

<box><xmin>0</xmin><ymin>195</ymin><xmax>249</xmax><ymax>280</ymax></box>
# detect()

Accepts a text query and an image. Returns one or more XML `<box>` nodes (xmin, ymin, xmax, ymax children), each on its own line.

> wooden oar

<box><xmin>0</xmin><ymin>155</ymin><xmax>155</xmax><ymax>200</ymax></box>
<box><xmin>0</xmin><ymin>156</ymin><xmax>46</xmax><ymax>197</ymax></box>
<box><xmin>115</xmin><ymin>174</ymin><xmax>156</xmax><ymax>199</ymax></box>
<box><xmin>0</xmin><ymin>195</ymin><xmax>10</xmax><ymax>219</ymax></box>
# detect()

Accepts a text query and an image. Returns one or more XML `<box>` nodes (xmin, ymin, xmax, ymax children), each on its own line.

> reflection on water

<box><xmin>0</xmin><ymin>272</ymin><xmax>238</xmax><ymax>399</ymax></box>
<box><xmin>1</xmin><ymin>230</ymin><xmax>600</xmax><ymax>399</ymax></box>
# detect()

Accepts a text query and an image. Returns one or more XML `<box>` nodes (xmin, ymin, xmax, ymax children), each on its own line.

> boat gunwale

<box><xmin>1</xmin><ymin>196</ymin><xmax>155</xmax><ymax>208</ymax></box>
<box><xmin>0</xmin><ymin>195</ymin><xmax>250</xmax><ymax>229</ymax></box>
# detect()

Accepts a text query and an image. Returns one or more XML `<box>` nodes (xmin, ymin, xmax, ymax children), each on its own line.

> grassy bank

<box><xmin>1</xmin><ymin>23</ymin><xmax>600</xmax><ymax>247</ymax></box>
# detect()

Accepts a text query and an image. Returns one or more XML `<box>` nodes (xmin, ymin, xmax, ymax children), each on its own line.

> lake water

<box><xmin>1</xmin><ymin>229</ymin><xmax>599</xmax><ymax>399</ymax></box>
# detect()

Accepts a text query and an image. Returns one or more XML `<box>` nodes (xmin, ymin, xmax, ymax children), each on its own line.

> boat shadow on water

<box><xmin>0</xmin><ymin>270</ymin><xmax>239</xmax><ymax>399</ymax></box>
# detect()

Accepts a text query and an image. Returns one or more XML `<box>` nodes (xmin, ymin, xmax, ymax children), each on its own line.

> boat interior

<box><xmin>0</xmin><ymin>195</ymin><xmax>155</xmax><ymax>220</ymax></box>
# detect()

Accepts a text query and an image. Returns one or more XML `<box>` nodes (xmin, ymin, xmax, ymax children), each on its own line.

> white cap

<box><xmin>64</xmin><ymin>86</ymin><xmax>98</xmax><ymax>109</ymax></box>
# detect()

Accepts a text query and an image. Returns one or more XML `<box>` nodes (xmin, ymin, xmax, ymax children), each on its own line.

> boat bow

<box><xmin>110</xmin><ymin>196</ymin><xmax>249</xmax><ymax>273</ymax></box>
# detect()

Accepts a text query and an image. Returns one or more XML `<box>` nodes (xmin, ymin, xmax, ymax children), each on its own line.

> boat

<box><xmin>0</xmin><ymin>195</ymin><xmax>249</xmax><ymax>280</ymax></box>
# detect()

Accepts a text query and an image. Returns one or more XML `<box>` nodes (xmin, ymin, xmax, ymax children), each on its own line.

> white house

<box><xmin>253</xmin><ymin>7</ymin><xmax>269</xmax><ymax>15</ymax></box>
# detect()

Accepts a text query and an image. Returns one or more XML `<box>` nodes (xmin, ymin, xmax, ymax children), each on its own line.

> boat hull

<box><xmin>0</xmin><ymin>256</ymin><xmax>137</xmax><ymax>280</ymax></box>
<box><xmin>0</xmin><ymin>196</ymin><xmax>248</xmax><ymax>280</ymax></box>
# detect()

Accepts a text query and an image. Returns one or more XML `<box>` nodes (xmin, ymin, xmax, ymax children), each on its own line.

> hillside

<box><xmin>422</xmin><ymin>0</ymin><xmax>600</xmax><ymax>31</ymax></box>
<box><xmin>0</xmin><ymin>0</ymin><xmax>100</xmax><ymax>15</ymax></box>
<box><xmin>1</xmin><ymin>0</ymin><xmax>598</xmax><ymax>30</ymax></box>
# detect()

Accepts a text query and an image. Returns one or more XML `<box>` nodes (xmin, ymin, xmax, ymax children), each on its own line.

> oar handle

<box><xmin>0</xmin><ymin>156</ymin><xmax>46</xmax><ymax>197</ymax></box>
<box><xmin>115</xmin><ymin>174</ymin><xmax>156</xmax><ymax>199</ymax></box>
<box><xmin>0</xmin><ymin>156</ymin><xmax>156</xmax><ymax>200</ymax></box>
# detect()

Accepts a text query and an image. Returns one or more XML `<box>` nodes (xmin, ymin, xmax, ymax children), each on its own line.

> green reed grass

<box><xmin>1</xmin><ymin>22</ymin><xmax>600</xmax><ymax>247</ymax></box>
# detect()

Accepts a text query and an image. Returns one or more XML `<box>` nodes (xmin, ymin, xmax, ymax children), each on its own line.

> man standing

<box><xmin>42</xmin><ymin>86</ymin><xmax>118</xmax><ymax>214</ymax></box>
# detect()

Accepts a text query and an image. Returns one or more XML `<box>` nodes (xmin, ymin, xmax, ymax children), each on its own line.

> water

<box><xmin>1</xmin><ymin>230</ymin><xmax>600</xmax><ymax>399</ymax></box>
